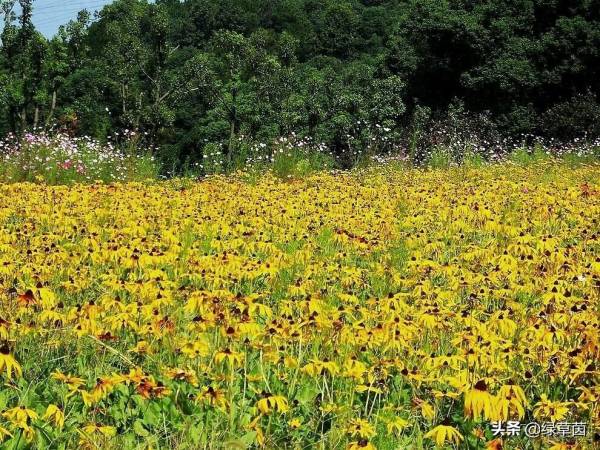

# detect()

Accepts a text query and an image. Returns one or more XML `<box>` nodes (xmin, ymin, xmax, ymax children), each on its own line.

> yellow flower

<box><xmin>347</xmin><ymin>418</ymin><xmax>376</xmax><ymax>439</ymax></box>
<box><xmin>131</xmin><ymin>340</ymin><xmax>153</xmax><ymax>354</ymax></box>
<box><xmin>288</xmin><ymin>418</ymin><xmax>302</xmax><ymax>429</ymax></box>
<box><xmin>43</xmin><ymin>404</ymin><xmax>65</xmax><ymax>429</ymax></box>
<box><xmin>494</xmin><ymin>384</ymin><xmax>528</xmax><ymax>420</ymax></box>
<box><xmin>2</xmin><ymin>406</ymin><xmax>38</xmax><ymax>427</ymax></box>
<box><xmin>51</xmin><ymin>370</ymin><xmax>85</xmax><ymax>392</ymax></box>
<box><xmin>424</xmin><ymin>423</ymin><xmax>464</xmax><ymax>447</ymax></box>
<box><xmin>0</xmin><ymin>344</ymin><xmax>22</xmax><ymax>379</ymax></box>
<box><xmin>420</xmin><ymin>400</ymin><xmax>436</xmax><ymax>422</ymax></box>
<box><xmin>0</xmin><ymin>425</ymin><xmax>12</xmax><ymax>443</ymax></box>
<box><xmin>386</xmin><ymin>416</ymin><xmax>409</xmax><ymax>435</ymax></box>
<box><xmin>0</xmin><ymin>318</ymin><xmax>10</xmax><ymax>340</ymax></box>
<box><xmin>533</xmin><ymin>394</ymin><xmax>571</xmax><ymax>421</ymax></box>
<box><xmin>256</xmin><ymin>393</ymin><xmax>289</xmax><ymax>414</ymax></box>
<box><xmin>214</xmin><ymin>348</ymin><xmax>244</xmax><ymax>367</ymax></box>
<box><xmin>245</xmin><ymin>415</ymin><xmax>265</xmax><ymax>446</ymax></box>
<box><xmin>88</xmin><ymin>374</ymin><xmax>123</xmax><ymax>401</ymax></box>
<box><xmin>347</xmin><ymin>440</ymin><xmax>376</xmax><ymax>450</ymax></box>
<box><xmin>198</xmin><ymin>386</ymin><xmax>228</xmax><ymax>410</ymax></box>
<box><xmin>81</xmin><ymin>390</ymin><xmax>100</xmax><ymax>407</ymax></box>
<box><xmin>485</xmin><ymin>438</ymin><xmax>503</xmax><ymax>450</ymax></box>
<box><xmin>302</xmin><ymin>358</ymin><xmax>340</xmax><ymax>377</ymax></box>
<box><xmin>464</xmin><ymin>380</ymin><xmax>495</xmax><ymax>421</ymax></box>
<box><xmin>164</xmin><ymin>367</ymin><xmax>198</xmax><ymax>386</ymax></box>
<box><xmin>180</xmin><ymin>339</ymin><xmax>210</xmax><ymax>358</ymax></box>
<box><xmin>320</xmin><ymin>402</ymin><xmax>343</xmax><ymax>414</ymax></box>
<box><xmin>355</xmin><ymin>384</ymin><xmax>383</xmax><ymax>394</ymax></box>
<box><xmin>81</xmin><ymin>423</ymin><xmax>117</xmax><ymax>437</ymax></box>
<box><xmin>21</xmin><ymin>424</ymin><xmax>35</xmax><ymax>442</ymax></box>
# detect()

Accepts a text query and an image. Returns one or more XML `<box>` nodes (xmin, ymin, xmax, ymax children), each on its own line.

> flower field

<box><xmin>0</xmin><ymin>161</ymin><xmax>598</xmax><ymax>449</ymax></box>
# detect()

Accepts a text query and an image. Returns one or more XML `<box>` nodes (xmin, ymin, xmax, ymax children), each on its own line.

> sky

<box><xmin>16</xmin><ymin>0</ymin><xmax>113</xmax><ymax>37</ymax></box>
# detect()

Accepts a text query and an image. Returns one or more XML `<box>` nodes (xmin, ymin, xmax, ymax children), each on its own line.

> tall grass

<box><xmin>1</xmin><ymin>130</ymin><xmax>599</xmax><ymax>185</ymax></box>
<box><xmin>0</xmin><ymin>131</ymin><xmax>159</xmax><ymax>184</ymax></box>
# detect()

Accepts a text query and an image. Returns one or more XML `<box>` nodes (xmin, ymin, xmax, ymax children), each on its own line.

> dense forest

<box><xmin>1</xmin><ymin>0</ymin><xmax>600</xmax><ymax>168</ymax></box>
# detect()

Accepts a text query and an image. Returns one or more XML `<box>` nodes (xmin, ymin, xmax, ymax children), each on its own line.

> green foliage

<box><xmin>271</xmin><ymin>147</ymin><xmax>334</xmax><ymax>180</ymax></box>
<box><xmin>462</xmin><ymin>151</ymin><xmax>487</xmax><ymax>168</ymax></box>
<box><xmin>426</xmin><ymin>146</ymin><xmax>453</xmax><ymax>169</ymax></box>
<box><xmin>509</xmin><ymin>145</ymin><xmax>552</xmax><ymax>166</ymax></box>
<box><xmin>540</xmin><ymin>93</ymin><xmax>600</xmax><ymax>140</ymax></box>
<box><xmin>0</xmin><ymin>0</ymin><xmax>599</xmax><ymax>171</ymax></box>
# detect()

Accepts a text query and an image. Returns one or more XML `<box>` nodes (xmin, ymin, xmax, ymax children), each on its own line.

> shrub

<box><xmin>540</xmin><ymin>93</ymin><xmax>600</xmax><ymax>141</ymax></box>
<box><xmin>410</xmin><ymin>103</ymin><xmax>505</xmax><ymax>165</ymax></box>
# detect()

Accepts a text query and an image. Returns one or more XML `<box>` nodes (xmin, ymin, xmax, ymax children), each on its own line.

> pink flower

<box><xmin>58</xmin><ymin>160</ymin><xmax>73</xmax><ymax>170</ymax></box>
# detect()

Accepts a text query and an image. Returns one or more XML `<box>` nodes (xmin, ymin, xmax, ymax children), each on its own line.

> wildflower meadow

<box><xmin>0</xmin><ymin>155</ymin><xmax>598</xmax><ymax>449</ymax></box>
<box><xmin>2</xmin><ymin>0</ymin><xmax>600</xmax><ymax>447</ymax></box>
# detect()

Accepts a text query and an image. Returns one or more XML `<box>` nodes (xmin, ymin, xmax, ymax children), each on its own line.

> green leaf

<box><xmin>296</xmin><ymin>382</ymin><xmax>319</xmax><ymax>405</ymax></box>
<box><xmin>223</xmin><ymin>431</ymin><xmax>256</xmax><ymax>449</ymax></box>
<box><xmin>0</xmin><ymin>390</ymin><xmax>10</xmax><ymax>410</ymax></box>
<box><xmin>133</xmin><ymin>419</ymin><xmax>150</xmax><ymax>437</ymax></box>
<box><xmin>143</xmin><ymin>402</ymin><xmax>161</xmax><ymax>426</ymax></box>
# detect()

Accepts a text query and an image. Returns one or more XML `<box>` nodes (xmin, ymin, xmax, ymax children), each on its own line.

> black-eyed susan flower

<box><xmin>214</xmin><ymin>348</ymin><xmax>244</xmax><ymax>367</ymax></box>
<box><xmin>464</xmin><ymin>380</ymin><xmax>495</xmax><ymax>421</ymax></box>
<box><xmin>0</xmin><ymin>318</ymin><xmax>10</xmax><ymax>340</ymax></box>
<box><xmin>347</xmin><ymin>418</ymin><xmax>376</xmax><ymax>439</ymax></box>
<box><xmin>164</xmin><ymin>367</ymin><xmax>198</xmax><ymax>386</ymax></box>
<box><xmin>43</xmin><ymin>404</ymin><xmax>65</xmax><ymax>429</ymax></box>
<box><xmin>2</xmin><ymin>405</ymin><xmax>37</xmax><ymax>441</ymax></box>
<box><xmin>347</xmin><ymin>439</ymin><xmax>376</xmax><ymax>450</ymax></box>
<box><xmin>494</xmin><ymin>384</ymin><xmax>528</xmax><ymax>420</ymax></box>
<box><xmin>198</xmin><ymin>386</ymin><xmax>228</xmax><ymax>410</ymax></box>
<box><xmin>256</xmin><ymin>392</ymin><xmax>289</xmax><ymax>414</ymax></box>
<box><xmin>0</xmin><ymin>425</ymin><xmax>11</xmax><ymax>443</ymax></box>
<box><xmin>424</xmin><ymin>421</ymin><xmax>464</xmax><ymax>447</ymax></box>
<box><xmin>51</xmin><ymin>370</ymin><xmax>85</xmax><ymax>394</ymax></box>
<box><xmin>533</xmin><ymin>394</ymin><xmax>571</xmax><ymax>421</ymax></box>
<box><xmin>485</xmin><ymin>438</ymin><xmax>503</xmax><ymax>450</ymax></box>
<box><xmin>386</xmin><ymin>416</ymin><xmax>409</xmax><ymax>435</ymax></box>
<box><xmin>288</xmin><ymin>417</ymin><xmax>302</xmax><ymax>429</ymax></box>
<box><xmin>80</xmin><ymin>423</ymin><xmax>117</xmax><ymax>437</ymax></box>
<box><xmin>0</xmin><ymin>343</ymin><xmax>21</xmax><ymax>379</ymax></box>
<box><xmin>2</xmin><ymin>406</ymin><xmax>38</xmax><ymax>428</ymax></box>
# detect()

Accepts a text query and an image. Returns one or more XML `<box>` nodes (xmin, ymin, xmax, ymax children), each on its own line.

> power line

<box><xmin>33</xmin><ymin>14</ymin><xmax>103</xmax><ymax>30</ymax></box>
<box><xmin>19</xmin><ymin>2</ymin><xmax>110</xmax><ymax>30</ymax></box>
<box><xmin>31</xmin><ymin>1</ymin><xmax>109</xmax><ymax>12</ymax></box>
<box><xmin>33</xmin><ymin>6</ymin><xmax>107</xmax><ymax>23</ymax></box>
<box><xmin>34</xmin><ymin>6</ymin><xmax>107</xmax><ymax>19</ymax></box>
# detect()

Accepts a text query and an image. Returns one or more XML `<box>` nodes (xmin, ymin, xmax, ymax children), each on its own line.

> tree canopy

<box><xmin>1</xmin><ymin>0</ymin><xmax>599</xmax><ymax>167</ymax></box>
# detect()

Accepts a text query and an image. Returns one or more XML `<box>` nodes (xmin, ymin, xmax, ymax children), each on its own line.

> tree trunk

<box><xmin>21</xmin><ymin>66</ymin><xmax>28</xmax><ymax>133</ymax></box>
<box><xmin>20</xmin><ymin>108</ymin><xmax>27</xmax><ymax>132</ymax></box>
<box><xmin>122</xmin><ymin>82</ymin><xmax>127</xmax><ymax>115</ymax></box>
<box><xmin>33</xmin><ymin>106</ymin><xmax>39</xmax><ymax>129</ymax></box>
<box><xmin>45</xmin><ymin>90</ymin><xmax>57</xmax><ymax>127</ymax></box>
<box><xmin>135</xmin><ymin>92</ymin><xmax>143</xmax><ymax>129</ymax></box>
<box><xmin>228</xmin><ymin>119</ymin><xmax>236</xmax><ymax>167</ymax></box>
<box><xmin>226</xmin><ymin>88</ymin><xmax>238</xmax><ymax>168</ymax></box>
<box><xmin>8</xmin><ymin>106</ymin><xmax>18</xmax><ymax>134</ymax></box>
